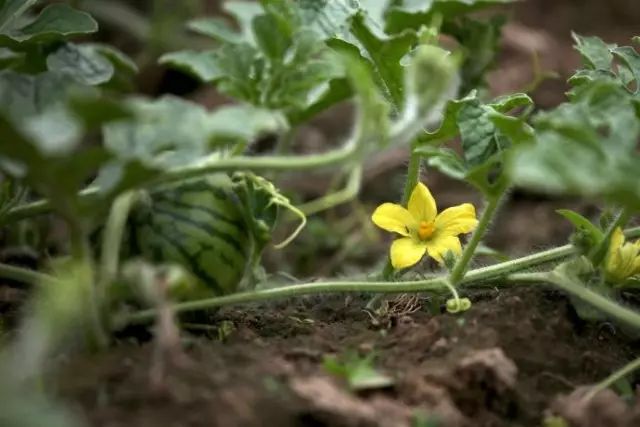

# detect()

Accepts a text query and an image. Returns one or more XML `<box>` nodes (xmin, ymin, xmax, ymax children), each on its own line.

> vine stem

<box><xmin>584</xmin><ymin>356</ymin><xmax>640</xmax><ymax>402</ymax></box>
<box><xmin>0</xmin><ymin>262</ymin><xmax>59</xmax><ymax>287</ymax></box>
<box><xmin>297</xmin><ymin>165</ymin><xmax>362</xmax><ymax>216</ymax></box>
<box><xmin>69</xmin><ymin>222</ymin><xmax>109</xmax><ymax>350</ymax></box>
<box><xmin>98</xmin><ymin>191</ymin><xmax>139</xmax><ymax>304</ymax></box>
<box><xmin>115</xmin><ymin>225</ymin><xmax>640</xmax><ymax>328</ymax></box>
<box><xmin>382</xmin><ymin>144</ymin><xmax>423</xmax><ymax>278</ymax></box>
<box><xmin>449</xmin><ymin>192</ymin><xmax>503</xmax><ymax>285</ymax></box>
<box><xmin>510</xmin><ymin>271</ymin><xmax>640</xmax><ymax>329</ymax></box>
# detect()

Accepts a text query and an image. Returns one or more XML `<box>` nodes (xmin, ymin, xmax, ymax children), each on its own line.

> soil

<box><xmin>55</xmin><ymin>288</ymin><xmax>640</xmax><ymax>427</ymax></box>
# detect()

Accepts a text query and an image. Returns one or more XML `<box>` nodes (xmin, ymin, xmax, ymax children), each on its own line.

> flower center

<box><xmin>417</xmin><ymin>221</ymin><xmax>435</xmax><ymax>240</ymax></box>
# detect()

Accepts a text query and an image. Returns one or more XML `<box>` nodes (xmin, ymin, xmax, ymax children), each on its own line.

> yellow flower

<box><xmin>605</xmin><ymin>227</ymin><xmax>640</xmax><ymax>283</ymax></box>
<box><xmin>371</xmin><ymin>182</ymin><xmax>478</xmax><ymax>269</ymax></box>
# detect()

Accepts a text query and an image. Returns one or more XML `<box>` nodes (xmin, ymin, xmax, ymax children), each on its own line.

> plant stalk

<box><xmin>585</xmin><ymin>356</ymin><xmax>640</xmax><ymax>401</ymax></box>
<box><xmin>449</xmin><ymin>193</ymin><xmax>503</xmax><ymax>285</ymax></box>
<box><xmin>382</xmin><ymin>144</ymin><xmax>423</xmax><ymax>279</ymax></box>
<box><xmin>0</xmin><ymin>262</ymin><xmax>59</xmax><ymax>287</ymax></box>
<box><xmin>98</xmin><ymin>191</ymin><xmax>139</xmax><ymax>307</ymax></box>
<box><xmin>116</xmin><ymin>225</ymin><xmax>640</xmax><ymax>327</ymax></box>
<box><xmin>69</xmin><ymin>222</ymin><xmax>108</xmax><ymax>350</ymax></box>
<box><xmin>511</xmin><ymin>271</ymin><xmax>640</xmax><ymax>330</ymax></box>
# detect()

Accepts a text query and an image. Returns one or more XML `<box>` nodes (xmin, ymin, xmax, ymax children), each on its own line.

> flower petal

<box><xmin>606</xmin><ymin>228</ymin><xmax>626</xmax><ymax>280</ymax></box>
<box><xmin>371</xmin><ymin>203</ymin><xmax>415</xmax><ymax>236</ymax></box>
<box><xmin>390</xmin><ymin>237</ymin><xmax>428</xmax><ymax>269</ymax></box>
<box><xmin>425</xmin><ymin>235</ymin><xmax>462</xmax><ymax>264</ymax></box>
<box><xmin>408</xmin><ymin>182</ymin><xmax>437</xmax><ymax>222</ymax></box>
<box><xmin>434</xmin><ymin>203</ymin><xmax>478</xmax><ymax>237</ymax></box>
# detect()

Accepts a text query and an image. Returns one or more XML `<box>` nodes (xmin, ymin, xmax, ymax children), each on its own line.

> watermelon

<box><xmin>128</xmin><ymin>173</ymin><xmax>278</xmax><ymax>296</ymax></box>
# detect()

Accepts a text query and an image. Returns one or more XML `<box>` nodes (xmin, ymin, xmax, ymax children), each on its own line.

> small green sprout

<box><xmin>322</xmin><ymin>352</ymin><xmax>394</xmax><ymax>391</ymax></box>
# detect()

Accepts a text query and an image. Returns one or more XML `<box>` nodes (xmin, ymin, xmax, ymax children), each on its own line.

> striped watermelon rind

<box><xmin>128</xmin><ymin>173</ymin><xmax>278</xmax><ymax>296</ymax></box>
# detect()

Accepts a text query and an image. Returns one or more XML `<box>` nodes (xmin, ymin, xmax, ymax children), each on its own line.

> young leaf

<box><xmin>0</xmin><ymin>4</ymin><xmax>97</xmax><ymax>46</ymax></box>
<box><xmin>346</xmin><ymin>11</ymin><xmax>417</xmax><ymax>108</ymax></box>
<box><xmin>323</xmin><ymin>353</ymin><xmax>394</xmax><ymax>391</ymax></box>
<box><xmin>572</xmin><ymin>33</ymin><xmax>614</xmax><ymax>70</ymax></box>
<box><xmin>557</xmin><ymin>209</ymin><xmax>603</xmax><ymax>254</ymax></box>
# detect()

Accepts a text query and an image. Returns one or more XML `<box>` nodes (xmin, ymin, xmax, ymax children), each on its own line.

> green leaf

<box><xmin>0</xmin><ymin>70</ymin><xmax>76</xmax><ymax>125</ymax></box>
<box><xmin>510</xmin><ymin>75</ymin><xmax>640</xmax><ymax>208</ymax></box>
<box><xmin>223</xmin><ymin>0</ymin><xmax>263</xmax><ymax>44</ymax></box>
<box><xmin>323</xmin><ymin>353</ymin><xmax>394</xmax><ymax>391</ymax></box>
<box><xmin>612</xmin><ymin>46</ymin><xmax>640</xmax><ymax>94</ymax></box>
<box><xmin>0</xmin><ymin>4</ymin><xmax>97</xmax><ymax>45</ymax></box>
<box><xmin>0</xmin><ymin>111</ymin><xmax>109</xmax><ymax>215</ymax></box>
<box><xmin>159</xmin><ymin>50</ymin><xmax>224</xmax><ymax>83</ymax></box>
<box><xmin>336</xmin><ymin>47</ymin><xmax>389</xmax><ymax>148</ymax></box>
<box><xmin>294</xmin><ymin>0</ymin><xmax>361</xmax><ymax>41</ymax></box>
<box><xmin>444</xmin><ymin>16</ymin><xmax>505</xmax><ymax>93</ymax></box>
<box><xmin>252</xmin><ymin>13</ymin><xmax>290</xmax><ymax>62</ymax></box>
<box><xmin>66</xmin><ymin>94</ymin><xmax>133</xmax><ymax>129</ymax></box>
<box><xmin>0</xmin><ymin>46</ymin><xmax>22</xmax><ymax>67</ymax></box>
<box><xmin>556</xmin><ymin>209</ymin><xmax>604</xmax><ymax>246</ymax></box>
<box><xmin>0</xmin><ymin>0</ymin><xmax>37</xmax><ymax>32</ymax></box>
<box><xmin>187</xmin><ymin>17</ymin><xmax>243</xmax><ymax>43</ymax></box>
<box><xmin>347</xmin><ymin>11</ymin><xmax>417</xmax><ymax>108</ymax></box>
<box><xmin>46</xmin><ymin>43</ymin><xmax>114</xmax><ymax>86</ymax></box>
<box><xmin>418</xmin><ymin>146</ymin><xmax>467</xmax><ymax>180</ymax></box>
<box><xmin>385</xmin><ymin>0</ymin><xmax>513</xmax><ymax>34</ymax></box>
<box><xmin>457</xmin><ymin>99</ymin><xmax>506</xmax><ymax>167</ymax></box>
<box><xmin>572</xmin><ymin>32</ymin><xmax>614</xmax><ymax>70</ymax></box>
<box><xmin>103</xmin><ymin>96</ymin><xmax>288</xmax><ymax>169</ymax></box>
<box><xmin>86</xmin><ymin>43</ymin><xmax>138</xmax><ymax>76</ymax></box>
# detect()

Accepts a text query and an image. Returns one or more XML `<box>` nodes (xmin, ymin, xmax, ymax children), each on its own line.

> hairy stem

<box><xmin>382</xmin><ymin>145</ymin><xmax>423</xmax><ymax>279</ymax></box>
<box><xmin>449</xmin><ymin>193</ymin><xmax>504</xmax><ymax>285</ymax></box>
<box><xmin>586</xmin><ymin>356</ymin><xmax>640</xmax><ymax>401</ymax></box>
<box><xmin>116</xmin><ymin>225</ymin><xmax>640</xmax><ymax>327</ymax></box>
<box><xmin>511</xmin><ymin>271</ymin><xmax>640</xmax><ymax>330</ymax></box>
<box><xmin>298</xmin><ymin>165</ymin><xmax>362</xmax><ymax>216</ymax></box>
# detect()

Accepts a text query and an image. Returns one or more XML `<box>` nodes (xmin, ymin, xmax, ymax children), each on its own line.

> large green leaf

<box><xmin>418</xmin><ymin>92</ymin><xmax>532</xmax><ymax>193</ymax></box>
<box><xmin>103</xmin><ymin>96</ymin><xmax>288</xmax><ymax>169</ymax></box>
<box><xmin>46</xmin><ymin>43</ymin><xmax>114</xmax><ymax>86</ymax></box>
<box><xmin>345</xmin><ymin>12</ymin><xmax>417</xmax><ymax>108</ymax></box>
<box><xmin>0</xmin><ymin>70</ymin><xmax>74</xmax><ymax>122</ymax></box>
<box><xmin>510</xmin><ymin>63</ymin><xmax>640</xmax><ymax>208</ymax></box>
<box><xmin>0</xmin><ymin>4</ymin><xmax>97</xmax><ymax>46</ymax></box>
<box><xmin>384</xmin><ymin>0</ymin><xmax>512</xmax><ymax>33</ymax></box>
<box><xmin>0</xmin><ymin>111</ymin><xmax>109</xmax><ymax>216</ymax></box>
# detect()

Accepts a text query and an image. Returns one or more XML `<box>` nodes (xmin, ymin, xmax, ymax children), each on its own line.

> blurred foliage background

<box><xmin>17</xmin><ymin>0</ymin><xmax>640</xmax><ymax>280</ymax></box>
